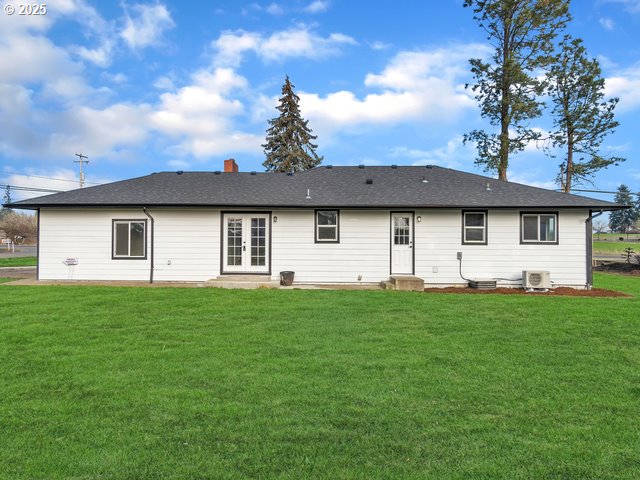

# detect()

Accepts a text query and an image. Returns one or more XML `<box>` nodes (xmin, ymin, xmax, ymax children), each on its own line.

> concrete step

<box><xmin>388</xmin><ymin>275</ymin><xmax>425</xmax><ymax>292</ymax></box>
<box><xmin>204</xmin><ymin>275</ymin><xmax>279</xmax><ymax>289</ymax></box>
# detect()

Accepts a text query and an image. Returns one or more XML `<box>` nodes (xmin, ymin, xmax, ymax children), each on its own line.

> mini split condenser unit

<box><xmin>522</xmin><ymin>270</ymin><xmax>551</xmax><ymax>289</ymax></box>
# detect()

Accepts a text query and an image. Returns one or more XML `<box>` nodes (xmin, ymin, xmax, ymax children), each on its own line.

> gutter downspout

<box><xmin>143</xmin><ymin>207</ymin><xmax>154</xmax><ymax>284</ymax></box>
<box><xmin>36</xmin><ymin>208</ymin><xmax>40</xmax><ymax>281</ymax></box>
<box><xmin>586</xmin><ymin>210</ymin><xmax>604</xmax><ymax>290</ymax></box>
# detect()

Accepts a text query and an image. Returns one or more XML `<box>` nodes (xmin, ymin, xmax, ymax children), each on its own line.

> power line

<box><xmin>0</xmin><ymin>184</ymin><xmax>65</xmax><ymax>194</ymax></box>
<box><xmin>569</xmin><ymin>188</ymin><xmax>640</xmax><ymax>197</ymax></box>
<box><xmin>18</xmin><ymin>174</ymin><xmax>100</xmax><ymax>185</ymax></box>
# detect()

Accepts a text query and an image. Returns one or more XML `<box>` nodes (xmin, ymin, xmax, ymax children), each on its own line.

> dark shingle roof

<box><xmin>6</xmin><ymin>165</ymin><xmax>624</xmax><ymax>210</ymax></box>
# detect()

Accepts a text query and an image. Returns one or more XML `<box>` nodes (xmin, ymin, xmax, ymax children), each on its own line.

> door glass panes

<box><xmin>227</xmin><ymin>218</ymin><xmax>242</xmax><ymax>266</ymax></box>
<box><xmin>129</xmin><ymin>222</ymin><xmax>145</xmax><ymax>257</ymax></box>
<box><xmin>394</xmin><ymin>217</ymin><xmax>410</xmax><ymax>245</ymax></box>
<box><xmin>115</xmin><ymin>223</ymin><xmax>129</xmax><ymax>256</ymax></box>
<box><xmin>251</xmin><ymin>218</ymin><xmax>266</xmax><ymax>266</ymax></box>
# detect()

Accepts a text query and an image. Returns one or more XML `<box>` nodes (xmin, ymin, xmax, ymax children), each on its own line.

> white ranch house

<box><xmin>7</xmin><ymin>160</ymin><xmax>623</xmax><ymax>289</ymax></box>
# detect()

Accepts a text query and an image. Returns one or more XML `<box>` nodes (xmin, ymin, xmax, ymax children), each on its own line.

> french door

<box><xmin>222</xmin><ymin>213</ymin><xmax>270</xmax><ymax>273</ymax></box>
<box><xmin>391</xmin><ymin>212</ymin><xmax>414</xmax><ymax>275</ymax></box>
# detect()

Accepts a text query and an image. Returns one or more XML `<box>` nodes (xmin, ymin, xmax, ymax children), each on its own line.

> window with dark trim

<box><xmin>462</xmin><ymin>211</ymin><xmax>487</xmax><ymax>244</ymax></box>
<box><xmin>315</xmin><ymin>210</ymin><xmax>339</xmax><ymax>243</ymax></box>
<box><xmin>520</xmin><ymin>213</ymin><xmax>558</xmax><ymax>244</ymax></box>
<box><xmin>112</xmin><ymin>220</ymin><xmax>147</xmax><ymax>259</ymax></box>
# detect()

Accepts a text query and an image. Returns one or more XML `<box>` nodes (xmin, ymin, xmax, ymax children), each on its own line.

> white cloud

<box><xmin>153</xmin><ymin>75</ymin><xmax>176</xmax><ymax>90</ymax></box>
<box><xmin>370</xmin><ymin>40</ymin><xmax>391</xmax><ymax>50</ymax></box>
<box><xmin>508</xmin><ymin>172</ymin><xmax>557</xmax><ymax>190</ymax></box>
<box><xmin>103</xmin><ymin>72</ymin><xmax>128</xmax><ymax>84</ymax></box>
<box><xmin>150</xmin><ymin>68</ymin><xmax>262</xmax><ymax>158</ymax></box>
<box><xmin>605</xmin><ymin>64</ymin><xmax>640</xmax><ymax>111</ymax></box>
<box><xmin>167</xmin><ymin>159</ymin><xmax>191</xmax><ymax>170</ymax></box>
<box><xmin>213</xmin><ymin>26</ymin><xmax>356</xmax><ymax>67</ymax></box>
<box><xmin>265</xmin><ymin>3</ymin><xmax>284</xmax><ymax>15</ymax></box>
<box><xmin>2</xmin><ymin>168</ymin><xmax>113</xmax><ymax>201</ymax></box>
<box><xmin>73</xmin><ymin>41</ymin><xmax>115</xmax><ymax>67</ymax></box>
<box><xmin>295</xmin><ymin>44</ymin><xmax>490</xmax><ymax>135</ymax></box>
<box><xmin>0</xmin><ymin>33</ymin><xmax>82</xmax><ymax>86</ymax></box>
<box><xmin>120</xmin><ymin>3</ymin><xmax>175</xmax><ymax>50</ymax></box>
<box><xmin>56</xmin><ymin>103</ymin><xmax>152</xmax><ymax>157</ymax></box>
<box><xmin>599</xmin><ymin>17</ymin><xmax>615</xmax><ymax>30</ymax></box>
<box><xmin>389</xmin><ymin>136</ymin><xmax>473</xmax><ymax>169</ymax></box>
<box><xmin>304</xmin><ymin>1</ymin><xmax>330</xmax><ymax>13</ymax></box>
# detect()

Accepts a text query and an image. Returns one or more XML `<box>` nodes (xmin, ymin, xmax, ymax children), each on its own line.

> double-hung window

<box><xmin>521</xmin><ymin>213</ymin><xmax>558</xmax><ymax>244</ymax></box>
<box><xmin>315</xmin><ymin>210</ymin><xmax>339</xmax><ymax>243</ymax></box>
<box><xmin>462</xmin><ymin>211</ymin><xmax>487</xmax><ymax>244</ymax></box>
<box><xmin>113</xmin><ymin>220</ymin><xmax>147</xmax><ymax>259</ymax></box>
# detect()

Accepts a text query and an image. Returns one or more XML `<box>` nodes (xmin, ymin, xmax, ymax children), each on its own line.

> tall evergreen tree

<box><xmin>262</xmin><ymin>76</ymin><xmax>322</xmax><ymax>173</ymax></box>
<box><xmin>463</xmin><ymin>0</ymin><xmax>570</xmax><ymax>180</ymax></box>
<box><xmin>547</xmin><ymin>36</ymin><xmax>624</xmax><ymax>192</ymax></box>
<box><xmin>609</xmin><ymin>185</ymin><xmax>638</xmax><ymax>234</ymax></box>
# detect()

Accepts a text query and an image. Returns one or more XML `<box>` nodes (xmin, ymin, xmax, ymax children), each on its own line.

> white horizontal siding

<box><xmin>39</xmin><ymin>208</ymin><xmax>220</xmax><ymax>282</ymax></box>
<box><xmin>271</xmin><ymin>209</ymin><xmax>390</xmax><ymax>283</ymax></box>
<box><xmin>38</xmin><ymin>207</ymin><xmax>589</xmax><ymax>287</ymax></box>
<box><xmin>39</xmin><ymin>209</ymin><xmax>151</xmax><ymax>281</ymax></box>
<box><xmin>152</xmin><ymin>209</ymin><xmax>219</xmax><ymax>282</ymax></box>
<box><xmin>415</xmin><ymin>209</ymin><xmax>588</xmax><ymax>287</ymax></box>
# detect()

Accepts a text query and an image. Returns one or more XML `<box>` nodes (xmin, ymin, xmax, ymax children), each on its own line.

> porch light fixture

<box><xmin>417</xmin><ymin>216</ymin><xmax>422</xmax><ymax>222</ymax></box>
<box><xmin>273</xmin><ymin>216</ymin><xmax>277</xmax><ymax>223</ymax></box>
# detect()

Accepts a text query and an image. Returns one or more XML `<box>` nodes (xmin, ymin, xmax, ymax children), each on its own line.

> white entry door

<box><xmin>222</xmin><ymin>213</ymin><xmax>270</xmax><ymax>273</ymax></box>
<box><xmin>391</xmin><ymin>213</ymin><xmax>413</xmax><ymax>275</ymax></box>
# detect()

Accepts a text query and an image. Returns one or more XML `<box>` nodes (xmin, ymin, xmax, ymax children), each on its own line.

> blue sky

<box><xmin>1</xmin><ymin>0</ymin><xmax>639</xmax><ymax>203</ymax></box>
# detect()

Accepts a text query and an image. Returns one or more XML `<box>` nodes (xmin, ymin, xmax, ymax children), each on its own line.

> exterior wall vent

<box><xmin>391</xmin><ymin>164</ymin><xmax>398</xmax><ymax>169</ymax></box>
<box><xmin>522</xmin><ymin>270</ymin><xmax>551</xmax><ymax>289</ymax></box>
<box><xmin>326</xmin><ymin>165</ymin><xmax>333</xmax><ymax>169</ymax></box>
<box><xmin>358</xmin><ymin>165</ymin><xmax>365</xmax><ymax>169</ymax></box>
<box><xmin>250</xmin><ymin>171</ymin><xmax>257</xmax><ymax>175</ymax></box>
<box><xmin>214</xmin><ymin>171</ymin><xmax>221</xmax><ymax>175</ymax></box>
<box><xmin>366</xmin><ymin>179</ymin><xmax>373</xmax><ymax>185</ymax></box>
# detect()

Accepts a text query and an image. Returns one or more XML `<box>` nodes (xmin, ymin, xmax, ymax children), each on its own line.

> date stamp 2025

<box><xmin>3</xmin><ymin>3</ymin><xmax>47</xmax><ymax>16</ymax></box>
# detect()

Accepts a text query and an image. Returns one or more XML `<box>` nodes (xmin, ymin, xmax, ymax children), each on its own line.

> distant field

<box><xmin>593</xmin><ymin>233</ymin><xmax>640</xmax><ymax>241</ymax></box>
<box><xmin>593</xmin><ymin>241</ymin><xmax>638</xmax><ymax>255</ymax></box>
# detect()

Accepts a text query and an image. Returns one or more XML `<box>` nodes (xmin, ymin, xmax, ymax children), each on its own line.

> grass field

<box><xmin>0</xmin><ymin>256</ymin><xmax>37</xmax><ymax>267</ymax></box>
<box><xmin>593</xmin><ymin>241</ymin><xmax>639</xmax><ymax>255</ymax></box>
<box><xmin>1</xmin><ymin>273</ymin><xmax>639</xmax><ymax>479</ymax></box>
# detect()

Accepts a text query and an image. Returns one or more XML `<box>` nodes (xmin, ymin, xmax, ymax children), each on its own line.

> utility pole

<box><xmin>74</xmin><ymin>153</ymin><xmax>89</xmax><ymax>188</ymax></box>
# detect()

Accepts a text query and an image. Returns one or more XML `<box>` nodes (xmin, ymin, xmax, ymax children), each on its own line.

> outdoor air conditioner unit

<box><xmin>522</xmin><ymin>270</ymin><xmax>551</xmax><ymax>289</ymax></box>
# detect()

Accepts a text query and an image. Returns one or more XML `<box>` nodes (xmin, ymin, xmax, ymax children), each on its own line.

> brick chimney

<box><xmin>224</xmin><ymin>158</ymin><xmax>238</xmax><ymax>173</ymax></box>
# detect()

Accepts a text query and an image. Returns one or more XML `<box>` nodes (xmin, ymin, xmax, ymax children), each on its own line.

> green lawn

<box><xmin>0</xmin><ymin>256</ymin><xmax>37</xmax><ymax>267</ymax></box>
<box><xmin>593</xmin><ymin>241</ymin><xmax>638</xmax><ymax>255</ymax></box>
<box><xmin>1</xmin><ymin>273</ymin><xmax>639</xmax><ymax>479</ymax></box>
